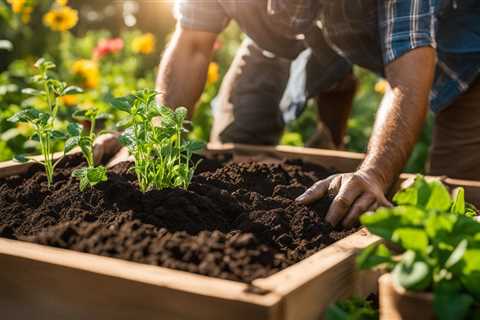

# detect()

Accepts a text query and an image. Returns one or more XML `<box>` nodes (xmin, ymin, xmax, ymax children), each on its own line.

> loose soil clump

<box><xmin>0</xmin><ymin>154</ymin><xmax>355</xmax><ymax>283</ymax></box>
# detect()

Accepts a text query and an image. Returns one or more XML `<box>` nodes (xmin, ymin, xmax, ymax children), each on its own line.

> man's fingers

<box><xmin>93</xmin><ymin>144</ymin><xmax>104</xmax><ymax>165</ymax></box>
<box><xmin>106</xmin><ymin>147</ymin><xmax>131</xmax><ymax>168</ymax></box>
<box><xmin>342</xmin><ymin>193</ymin><xmax>375</xmax><ymax>228</ymax></box>
<box><xmin>325</xmin><ymin>179</ymin><xmax>362</xmax><ymax>226</ymax></box>
<box><xmin>296</xmin><ymin>176</ymin><xmax>336</xmax><ymax>204</ymax></box>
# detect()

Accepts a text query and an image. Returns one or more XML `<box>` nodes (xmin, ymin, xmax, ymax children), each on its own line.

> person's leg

<box><xmin>210</xmin><ymin>39</ymin><xmax>291</xmax><ymax>145</ymax></box>
<box><xmin>308</xmin><ymin>72</ymin><xmax>358</xmax><ymax>149</ymax></box>
<box><xmin>429</xmin><ymin>79</ymin><xmax>480</xmax><ymax>180</ymax></box>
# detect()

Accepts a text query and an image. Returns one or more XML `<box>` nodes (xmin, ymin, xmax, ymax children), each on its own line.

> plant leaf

<box><xmin>21</xmin><ymin>88</ymin><xmax>43</xmax><ymax>96</ymax></box>
<box><xmin>391</xmin><ymin>228</ymin><xmax>429</xmax><ymax>253</ymax></box>
<box><xmin>13</xmin><ymin>154</ymin><xmax>30</xmax><ymax>163</ymax></box>
<box><xmin>49</xmin><ymin>130</ymin><xmax>66</xmax><ymax>141</ymax></box>
<box><xmin>356</xmin><ymin>243</ymin><xmax>393</xmax><ymax>270</ymax></box>
<box><xmin>67</xmin><ymin>123</ymin><xmax>83</xmax><ymax>137</ymax></box>
<box><xmin>434</xmin><ymin>289</ymin><xmax>474</xmax><ymax>320</ymax></box>
<box><xmin>445</xmin><ymin>239</ymin><xmax>468</xmax><ymax>269</ymax></box>
<box><xmin>7</xmin><ymin>108</ymin><xmax>41</xmax><ymax>123</ymax></box>
<box><xmin>392</xmin><ymin>251</ymin><xmax>432</xmax><ymax>291</ymax></box>
<box><xmin>451</xmin><ymin>188</ymin><xmax>466</xmax><ymax>215</ymax></box>
<box><xmin>426</xmin><ymin>180</ymin><xmax>452</xmax><ymax>211</ymax></box>
<box><xmin>64</xmin><ymin>136</ymin><xmax>80</xmax><ymax>154</ymax></box>
<box><xmin>63</xmin><ymin>86</ymin><xmax>83</xmax><ymax>95</ymax></box>
<box><xmin>73</xmin><ymin>110</ymin><xmax>90</xmax><ymax>121</ymax></box>
<box><xmin>109</xmin><ymin>96</ymin><xmax>133</xmax><ymax>112</ymax></box>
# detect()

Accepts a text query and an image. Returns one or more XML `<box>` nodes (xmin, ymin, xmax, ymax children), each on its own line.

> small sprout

<box><xmin>8</xmin><ymin>58</ymin><xmax>82</xmax><ymax>187</ymax></box>
<box><xmin>66</xmin><ymin>107</ymin><xmax>110</xmax><ymax>191</ymax></box>
<box><xmin>110</xmin><ymin>89</ymin><xmax>204</xmax><ymax>192</ymax></box>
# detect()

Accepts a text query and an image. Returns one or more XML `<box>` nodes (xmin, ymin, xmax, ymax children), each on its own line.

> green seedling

<box><xmin>65</xmin><ymin>107</ymin><xmax>110</xmax><ymax>191</ymax></box>
<box><xmin>7</xmin><ymin>58</ymin><xmax>82</xmax><ymax>187</ymax></box>
<box><xmin>110</xmin><ymin>89</ymin><xmax>204</xmax><ymax>192</ymax></box>
<box><xmin>357</xmin><ymin>176</ymin><xmax>480</xmax><ymax>320</ymax></box>
<box><xmin>325</xmin><ymin>296</ymin><xmax>378</xmax><ymax>320</ymax></box>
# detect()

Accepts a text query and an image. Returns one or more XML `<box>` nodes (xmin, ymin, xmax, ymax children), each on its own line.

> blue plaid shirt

<box><xmin>318</xmin><ymin>0</ymin><xmax>480</xmax><ymax>112</ymax></box>
<box><xmin>175</xmin><ymin>0</ymin><xmax>480</xmax><ymax>112</ymax></box>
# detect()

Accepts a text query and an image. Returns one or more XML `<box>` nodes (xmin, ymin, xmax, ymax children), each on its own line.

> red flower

<box><xmin>93</xmin><ymin>37</ymin><xmax>124</xmax><ymax>60</ymax></box>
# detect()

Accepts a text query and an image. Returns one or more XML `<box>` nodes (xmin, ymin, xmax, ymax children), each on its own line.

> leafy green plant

<box><xmin>110</xmin><ymin>89</ymin><xmax>204</xmax><ymax>192</ymax></box>
<box><xmin>64</xmin><ymin>107</ymin><xmax>110</xmax><ymax>191</ymax></box>
<box><xmin>357</xmin><ymin>176</ymin><xmax>480</xmax><ymax>320</ymax></box>
<box><xmin>7</xmin><ymin>58</ymin><xmax>82</xmax><ymax>187</ymax></box>
<box><xmin>325</xmin><ymin>296</ymin><xmax>378</xmax><ymax>320</ymax></box>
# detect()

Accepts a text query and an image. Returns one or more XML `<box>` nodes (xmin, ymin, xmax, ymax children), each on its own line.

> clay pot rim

<box><xmin>380</xmin><ymin>274</ymin><xmax>434</xmax><ymax>301</ymax></box>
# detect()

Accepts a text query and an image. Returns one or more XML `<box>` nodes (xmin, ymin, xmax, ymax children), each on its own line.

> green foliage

<box><xmin>110</xmin><ymin>89</ymin><xmax>204</xmax><ymax>192</ymax></box>
<box><xmin>7</xmin><ymin>58</ymin><xmax>81</xmax><ymax>187</ymax></box>
<box><xmin>358</xmin><ymin>175</ymin><xmax>480</xmax><ymax>319</ymax></box>
<box><xmin>325</xmin><ymin>297</ymin><xmax>378</xmax><ymax>320</ymax></box>
<box><xmin>65</xmin><ymin>107</ymin><xmax>110</xmax><ymax>191</ymax></box>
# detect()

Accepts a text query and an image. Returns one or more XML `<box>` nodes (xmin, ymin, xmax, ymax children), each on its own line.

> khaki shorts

<box><xmin>210</xmin><ymin>38</ymin><xmax>353</xmax><ymax>146</ymax></box>
<box><xmin>429</xmin><ymin>78</ymin><xmax>480</xmax><ymax>181</ymax></box>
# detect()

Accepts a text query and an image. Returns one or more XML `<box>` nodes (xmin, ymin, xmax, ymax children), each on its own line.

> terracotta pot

<box><xmin>379</xmin><ymin>274</ymin><xmax>435</xmax><ymax>320</ymax></box>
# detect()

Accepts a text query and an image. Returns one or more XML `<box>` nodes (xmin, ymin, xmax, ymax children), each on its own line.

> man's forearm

<box><xmin>156</xmin><ymin>27</ymin><xmax>217</xmax><ymax>117</ymax></box>
<box><xmin>360</xmin><ymin>47</ymin><xmax>436</xmax><ymax>189</ymax></box>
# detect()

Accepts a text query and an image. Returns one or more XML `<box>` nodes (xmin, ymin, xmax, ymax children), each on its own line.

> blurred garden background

<box><xmin>0</xmin><ymin>0</ymin><xmax>433</xmax><ymax>173</ymax></box>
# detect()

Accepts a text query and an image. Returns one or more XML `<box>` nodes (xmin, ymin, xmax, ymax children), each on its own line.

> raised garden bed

<box><xmin>1</xmin><ymin>144</ymin><xmax>479</xmax><ymax>320</ymax></box>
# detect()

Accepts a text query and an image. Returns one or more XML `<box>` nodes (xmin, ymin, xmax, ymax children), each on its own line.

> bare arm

<box><xmin>297</xmin><ymin>47</ymin><xmax>436</xmax><ymax>227</ymax></box>
<box><xmin>156</xmin><ymin>25</ymin><xmax>218</xmax><ymax>117</ymax></box>
<box><xmin>360</xmin><ymin>47</ymin><xmax>435</xmax><ymax>189</ymax></box>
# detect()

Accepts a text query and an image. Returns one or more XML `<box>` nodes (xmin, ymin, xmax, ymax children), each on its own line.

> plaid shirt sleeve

<box><xmin>378</xmin><ymin>0</ymin><xmax>437</xmax><ymax>65</ymax></box>
<box><xmin>174</xmin><ymin>0</ymin><xmax>230</xmax><ymax>34</ymax></box>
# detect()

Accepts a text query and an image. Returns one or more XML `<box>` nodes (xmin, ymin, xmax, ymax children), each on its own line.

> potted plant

<box><xmin>357</xmin><ymin>176</ymin><xmax>480</xmax><ymax>320</ymax></box>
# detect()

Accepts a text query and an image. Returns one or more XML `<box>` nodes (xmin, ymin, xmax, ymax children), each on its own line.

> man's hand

<box><xmin>296</xmin><ymin>169</ymin><xmax>392</xmax><ymax>227</ymax></box>
<box><xmin>92</xmin><ymin>133</ymin><xmax>124</xmax><ymax>165</ymax></box>
<box><xmin>297</xmin><ymin>46</ymin><xmax>436</xmax><ymax>227</ymax></box>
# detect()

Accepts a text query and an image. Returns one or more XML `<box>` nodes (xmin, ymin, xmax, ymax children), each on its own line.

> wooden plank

<box><xmin>253</xmin><ymin>229</ymin><xmax>382</xmax><ymax>320</ymax></box>
<box><xmin>206</xmin><ymin>143</ymin><xmax>365</xmax><ymax>173</ymax></box>
<box><xmin>0</xmin><ymin>150</ymin><xmax>77</xmax><ymax>179</ymax></box>
<box><xmin>0</xmin><ymin>238</ymin><xmax>282</xmax><ymax>320</ymax></box>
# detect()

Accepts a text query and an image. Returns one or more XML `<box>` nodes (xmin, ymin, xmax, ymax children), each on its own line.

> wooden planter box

<box><xmin>1</xmin><ymin>144</ymin><xmax>480</xmax><ymax>320</ymax></box>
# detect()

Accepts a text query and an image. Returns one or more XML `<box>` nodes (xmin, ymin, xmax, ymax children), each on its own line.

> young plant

<box><xmin>7</xmin><ymin>58</ymin><xmax>82</xmax><ymax>187</ymax></box>
<box><xmin>357</xmin><ymin>176</ymin><xmax>480</xmax><ymax>320</ymax></box>
<box><xmin>325</xmin><ymin>296</ymin><xmax>378</xmax><ymax>320</ymax></box>
<box><xmin>64</xmin><ymin>107</ymin><xmax>110</xmax><ymax>191</ymax></box>
<box><xmin>110</xmin><ymin>89</ymin><xmax>204</xmax><ymax>192</ymax></box>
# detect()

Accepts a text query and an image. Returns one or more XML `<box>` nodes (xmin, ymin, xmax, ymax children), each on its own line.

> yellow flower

<box><xmin>61</xmin><ymin>94</ymin><xmax>78</xmax><ymax>106</ymax></box>
<box><xmin>7</xmin><ymin>0</ymin><xmax>25</xmax><ymax>14</ymax></box>
<box><xmin>56</xmin><ymin>0</ymin><xmax>68</xmax><ymax>6</ymax></box>
<box><xmin>71</xmin><ymin>59</ymin><xmax>99</xmax><ymax>89</ymax></box>
<box><xmin>43</xmin><ymin>6</ymin><xmax>78</xmax><ymax>32</ymax></box>
<box><xmin>132</xmin><ymin>33</ymin><xmax>155</xmax><ymax>55</ymax></box>
<box><xmin>21</xmin><ymin>6</ymin><xmax>32</xmax><ymax>24</ymax></box>
<box><xmin>206</xmin><ymin>62</ymin><xmax>219</xmax><ymax>85</ymax></box>
<box><xmin>374</xmin><ymin>79</ymin><xmax>389</xmax><ymax>95</ymax></box>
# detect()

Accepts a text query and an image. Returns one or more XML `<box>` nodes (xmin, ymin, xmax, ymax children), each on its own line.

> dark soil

<box><xmin>0</xmin><ymin>154</ymin><xmax>355</xmax><ymax>283</ymax></box>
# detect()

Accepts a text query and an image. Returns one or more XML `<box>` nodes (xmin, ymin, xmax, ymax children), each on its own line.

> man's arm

<box><xmin>297</xmin><ymin>46</ymin><xmax>436</xmax><ymax>227</ymax></box>
<box><xmin>156</xmin><ymin>25</ymin><xmax>217</xmax><ymax>117</ymax></box>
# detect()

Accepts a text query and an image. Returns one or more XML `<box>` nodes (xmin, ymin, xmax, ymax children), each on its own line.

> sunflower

<box><xmin>132</xmin><ymin>33</ymin><xmax>155</xmax><ymax>55</ymax></box>
<box><xmin>7</xmin><ymin>0</ymin><xmax>26</xmax><ymax>14</ymax></box>
<box><xmin>71</xmin><ymin>59</ymin><xmax>99</xmax><ymax>89</ymax></box>
<box><xmin>43</xmin><ymin>5</ymin><xmax>78</xmax><ymax>32</ymax></box>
